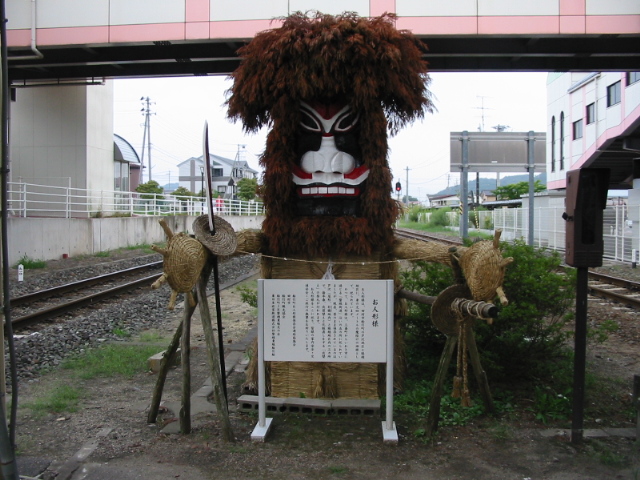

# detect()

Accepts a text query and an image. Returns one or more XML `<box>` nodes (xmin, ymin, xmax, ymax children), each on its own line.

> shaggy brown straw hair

<box><xmin>227</xmin><ymin>12</ymin><xmax>434</xmax><ymax>257</ymax></box>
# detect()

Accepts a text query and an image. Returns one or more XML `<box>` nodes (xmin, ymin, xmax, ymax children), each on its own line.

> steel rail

<box><xmin>12</xmin><ymin>274</ymin><xmax>160</xmax><ymax>328</ymax></box>
<box><xmin>11</xmin><ymin>260</ymin><xmax>162</xmax><ymax>307</ymax></box>
<box><xmin>587</xmin><ymin>284</ymin><xmax>640</xmax><ymax>309</ymax></box>
<box><xmin>586</xmin><ymin>271</ymin><xmax>640</xmax><ymax>291</ymax></box>
<box><xmin>397</xmin><ymin>227</ymin><xmax>640</xmax><ymax>310</ymax></box>
<box><xmin>394</xmin><ymin>228</ymin><xmax>463</xmax><ymax>246</ymax></box>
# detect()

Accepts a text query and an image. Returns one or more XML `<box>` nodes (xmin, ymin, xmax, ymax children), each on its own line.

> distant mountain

<box><xmin>433</xmin><ymin>172</ymin><xmax>547</xmax><ymax>196</ymax></box>
<box><xmin>163</xmin><ymin>182</ymin><xmax>180</xmax><ymax>193</ymax></box>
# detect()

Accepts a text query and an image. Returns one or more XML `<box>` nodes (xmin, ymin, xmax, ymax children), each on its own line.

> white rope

<box><xmin>322</xmin><ymin>261</ymin><xmax>335</xmax><ymax>280</ymax></box>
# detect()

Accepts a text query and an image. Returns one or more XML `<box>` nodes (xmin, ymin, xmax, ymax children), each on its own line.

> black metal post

<box><xmin>571</xmin><ymin>266</ymin><xmax>589</xmax><ymax>443</ymax></box>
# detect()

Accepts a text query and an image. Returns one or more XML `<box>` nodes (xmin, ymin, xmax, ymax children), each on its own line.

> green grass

<box><xmin>61</xmin><ymin>344</ymin><xmax>162</xmax><ymax>379</ymax></box>
<box><xmin>397</xmin><ymin>221</ymin><xmax>494</xmax><ymax>240</ymax></box>
<box><xmin>123</xmin><ymin>243</ymin><xmax>156</xmax><ymax>253</ymax></box>
<box><xmin>588</xmin><ymin>439</ymin><xmax>630</xmax><ymax>468</ymax></box>
<box><xmin>397</xmin><ymin>222</ymin><xmax>455</xmax><ymax>234</ymax></box>
<box><xmin>112</xmin><ymin>327</ymin><xmax>131</xmax><ymax>338</ymax></box>
<box><xmin>14</xmin><ymin>255</ymin><xmax>47</xmax><ymax>269</ymax></box>
<box><xmin>327</xmin><ymin>466</ymin><xmax>348</xmax><ymax>475</ymax></box>
<box><xmin>22</xmin><ymin>383</ymin><xmax>83</xmax><ymax>417</ymax></box>
<box><xmin>138</xmin><ymin>330</ymin><xmax>167</xmax><ymax>343</ymax></box>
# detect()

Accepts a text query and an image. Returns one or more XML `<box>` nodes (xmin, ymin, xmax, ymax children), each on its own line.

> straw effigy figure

<box><xmin>227</xmin><ymin>12</ymin><xmax>511</xmax><ymax>399</ymax></box>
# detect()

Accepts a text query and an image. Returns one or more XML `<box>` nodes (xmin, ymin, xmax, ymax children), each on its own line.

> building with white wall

<box><xmin>10</xmin><ymin>82</ymin><xmax>114</xmax><ymax>193</ymax></box>
<box><xmin>9</xmin><ymin>82</ymin><xmax>119</xmax><ymax>217</ymax></box>
<box><xmin>546</xmin><ymin>71</ymin><xmax>640</xmax><ymax>193</ymax></box>
<box><xmin>178</xmin><ymin>151</ymin><xmax>258</xmax><ymax>198</ymax></box>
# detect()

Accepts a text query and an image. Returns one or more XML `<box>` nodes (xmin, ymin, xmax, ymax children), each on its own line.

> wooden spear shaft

<box><xmin>179</xmin><ymin>293</ymin><xmax>192</xmax><ymax>434</ymax></box>
<box><xmin>196</xmin><ymin>268</ymin><xmax>235</xmax><ymax>442</ymax></box>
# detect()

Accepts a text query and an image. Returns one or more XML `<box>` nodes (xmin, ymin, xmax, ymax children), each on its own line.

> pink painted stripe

<box><xmin>560</xmin><ymin>16</ymin><xmax>586</xmax><ymax>34</ymax></box>
<box><xmin>586</xmin><ymin>15</ymin><xmax>640</xmax><ymax>34</ymax></box>
<box><xmin>479</xmin><ymin>16</ymin><xmax>559</xmax><ymax>34</ymax></box>
<box><xmin>570</xmin><ymin>101</ymin><xmax>640</xmax><ymax>170</ymax></box>
<box><xmin>370</xmin><ymin>0</ymin><xmax>396</xmax><ymax>17</ymax></box>
<box><xmin>209</xmin><ymin>19</ymin><xmax>283</xmax><ymax>39</ymax></box>
<box><xmin>186</xmin><ymin>22</ymin><xmax>209</xmax><ymax>40</ymax></box>
<box><xmin>109</xmin><ymin>23</ymin><xmax>186</xmax><ymax>43</ymax></box>
<box><xmin>6</xmin><ymin>29</ymin><xmax>31</xmax><ymax>47</ymax></box>
<box><xmin>560</xmin><ymin>0</ymin><xmax>585</xmax><ymax>16</ymax></box>
<box><xmin>547</xmin><ymin>179</ymin><xmax>566</xmax><ymax>189</ymax></box>
<box><xmin>38</xmin><ymin>26</ymin><xmax>109</xmax><ymax>46</ymax></box>
<box><xmin>397</xmin><ymin>16</ymin><xmax>478</xmax><ymax>35</ymax></box>
<box><xmin>186</xmin><ymin>0</ymin><xmax>209</xmax><ymax>22</ymax></box>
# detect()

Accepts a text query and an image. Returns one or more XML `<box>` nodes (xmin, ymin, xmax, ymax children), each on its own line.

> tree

<box><xmin>236</xmin><ymin>177</ymin><xmax>258</xmax><ymax>201</ymax></box>
<box><xmin>171</xmin><ymin>186</ymin><xmax>195</xmax><ymax>201</ymax></box>
<box><xmin>136</xmin><ymin>180</ymin><xmax>163</xmax><ymax>200</ymax></box>
<box><xmin>493</xmin><ymin>180</ymin><xmax>545</xmax><ymax>200</ymax></box>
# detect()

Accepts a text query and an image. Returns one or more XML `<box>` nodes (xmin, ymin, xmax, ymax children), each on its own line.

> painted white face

<box><xmin>292</xmin><ymin>101</ymin><xmax>369</xmax><ymax>199</ymax></box>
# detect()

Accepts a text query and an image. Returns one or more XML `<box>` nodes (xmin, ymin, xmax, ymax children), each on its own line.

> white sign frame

<box><xmin>251</xmin><ymin>279</ymin><xmax>397</xmax><ymax>443</ymax></box>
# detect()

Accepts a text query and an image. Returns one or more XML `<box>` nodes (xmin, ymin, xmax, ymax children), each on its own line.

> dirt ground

<box><xmin>12</xmin><ymin>258</ymin><xmax>640</xmax><ymax>479</ymax></box>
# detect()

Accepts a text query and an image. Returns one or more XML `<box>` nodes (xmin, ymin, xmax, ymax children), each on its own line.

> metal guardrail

<box><xmin>405</xmin><ymin>204</ymin><xmax>635</xmax><ymax>264</ymax></box>
<box><xmin>7</xmin><ymin>182</ymin><xmax>264</xmax><ymax>218</ymax></box>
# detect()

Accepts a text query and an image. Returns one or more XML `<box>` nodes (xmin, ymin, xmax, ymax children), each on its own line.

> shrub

<box><xmin>428</xmin><ymin>207</ymin><xmax>451</xmax><ymax>227</ymax></box>
<box><xmin>407</xmin><ymin>205</ymin><xmax>423</xmax><ymax>223</ymax></box>
<box><xmin>400</xmin><ymin>240</ymin><xmax>576</xmax><ymax>383</ymax></box>
<box><xmin>477</xmin><ymin>240</ymin><xmax>576</xmax><ymax>381</ymax></box>
<box><xmin>236</xmin><ymin>284</ymin><xmax>258</xmax><ymax>308</ymax></box>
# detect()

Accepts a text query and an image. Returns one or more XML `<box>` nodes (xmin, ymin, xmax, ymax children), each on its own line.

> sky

<box><xmin>113</xmin><ymin>72</ymin><xmax>549</xmax><ymax>199</ymax></box>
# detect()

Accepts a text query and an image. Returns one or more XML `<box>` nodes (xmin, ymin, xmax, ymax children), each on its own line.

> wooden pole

<box><xmin>196</xmin><ymin>271</ymin><xmax>235</xmax><ymax>442</ymax></box>
<box><xmin>147</xmin><ymin>318</ymin><xmax>184</xmax><ymax>423</ymax></box>
<box><xmin>465</xmin><ymin>325</ymin><xmax>495</xmax><ymax>414</ymax></box>
<box><xmin>426</xmin><ymin>335</ymin><xmax>457</xmax><ymax>436</ymax></box>
<box><xmin>634</xmin><ymin>375</ymin><xmax>640</xmax><ymax>443</ymax></box>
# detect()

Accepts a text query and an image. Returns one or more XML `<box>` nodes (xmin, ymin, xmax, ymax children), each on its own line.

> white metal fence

<box><xmin>8</xmin><ymin>182</ymin><xmax>636</xmax><ymax>263</ymax></box>
<box><xmin>407</xmin><ymin>205</ymin><xmax>635</xmax><ymax>263</ymax></box>
<box><xmin>6</xmin><ymin>182</ymin><xmax>265</xmax><ymax>218</ymax></box>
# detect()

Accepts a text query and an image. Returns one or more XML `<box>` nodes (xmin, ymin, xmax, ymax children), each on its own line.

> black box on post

<box><xmin>564</xmin><ymin>168</ymin><xmax>610</xmax><ymax>267</ymax></box>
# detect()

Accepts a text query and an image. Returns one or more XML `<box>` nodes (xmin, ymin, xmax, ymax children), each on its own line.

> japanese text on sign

<box><xmin>260</xmin><ymin>280</ymin><xmax>391</xmax><ymax>363</ymax></box>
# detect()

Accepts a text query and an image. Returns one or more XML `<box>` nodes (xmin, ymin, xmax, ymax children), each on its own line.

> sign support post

<box><xmin>251</xmin><ymin>281</ymin><xmax>273</xmax><ymax>441</ymax></box>
<box><xmin>251</xmin><ymin>279</ymin><xmax>396</xmax><ymax>443</ymax></box>
<box><xmin>382</xmin><ymin>281</ymin><xmax>397</xmax><ymax>442</ymax></box>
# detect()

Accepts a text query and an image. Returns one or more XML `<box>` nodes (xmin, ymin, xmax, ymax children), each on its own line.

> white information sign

<box><xmin>259</xmin><ymin>279</ymin><xmax>391</xmax><ymax>363</ymax></box>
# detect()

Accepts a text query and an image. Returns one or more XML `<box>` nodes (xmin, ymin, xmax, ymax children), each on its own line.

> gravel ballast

<box><xmin>7</xmin><ymin>253</ymin><xmax>259</xmax><ymax>382</ymax></box>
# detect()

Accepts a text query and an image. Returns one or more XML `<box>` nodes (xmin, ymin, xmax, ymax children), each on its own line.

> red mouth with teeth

<box><xmin>296</xmin><ymin>186</ymin><xmax>362</xmax><ymax>197</ymax></box>
<box><xmin>292</xmin><ymin>165</ymin><xmax>369</xmax><ymax>198</ymax></box>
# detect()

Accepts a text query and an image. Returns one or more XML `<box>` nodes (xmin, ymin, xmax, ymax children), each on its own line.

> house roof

<box><xmin>427</xmin><ymin>194</ymin><xmax>459</xmax><ymax>201</ymax></box>
<box><xmin>177</xmin><ymin>154</ymin><xmax>259</xmax><ymax>174</ymax></box>
<box><xmin>114</xmin><ymin>134</ymin><xmax>140</xmax><ymax>164</ymax></box>
<box><xmin>481</xmin><ymin>199</ymin><xmax>523</xmax><ymax>208</ymax></box>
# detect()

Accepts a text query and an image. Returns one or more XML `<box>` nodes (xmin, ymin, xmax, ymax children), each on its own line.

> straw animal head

<box><xmin>455</xmin><ymin>230</ymin><xmax>513</xmax><ymax>304</ymax></box>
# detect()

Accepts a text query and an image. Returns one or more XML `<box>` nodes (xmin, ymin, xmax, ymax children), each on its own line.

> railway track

<box><xmin>586</xmin><ymin>271</ymin><xmax>640</xmax><ymax>309</ymax></box>
<box><xmin>394</xmin><ymin>227</ymin><xmax>463</xmax><ymax>246</ymax></box>
<box><xmin>11</xmin><ymin>261</ymin><xmax>163</xmax><ymax>329</ymax></box>
<box><xmin>396</xmin><ymin>227</ymin><xmax>640</xmax><ymax>310</ymax></box>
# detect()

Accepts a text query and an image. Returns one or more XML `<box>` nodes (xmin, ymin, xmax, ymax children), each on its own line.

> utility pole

<box><xmin>475</xmin><ymin>96</ymin><xmax>492</xmax><ymax>133</ymax></box>
<box><xmin>405</xmin><ymin>166</ymin><xmax>410</xmax><ymax>205</ymax></box>
<box><xmin>227</xmin><ymin>144</ymin><xmax>246</xmax><ymax>199</ymax></box>
<box><xmin>140</xmin><ymin>96</ymin><xmax>155</xmax><ymax>182</ymax></box>
<box><xmin>0</xmin><ymin>1</ymin><xmax>20</xmax><ymax>474</ymax></box>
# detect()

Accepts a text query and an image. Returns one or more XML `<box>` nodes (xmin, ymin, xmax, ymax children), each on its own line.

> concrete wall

<box><xmin>7</xmin><ymin>214</ymin><xmax>264</xmax><ymax>265</ymax></box>
<box><xmin>10</xmin><ymin>83</ymin><xmax>114</xmax><ymax>193</ymax></box>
